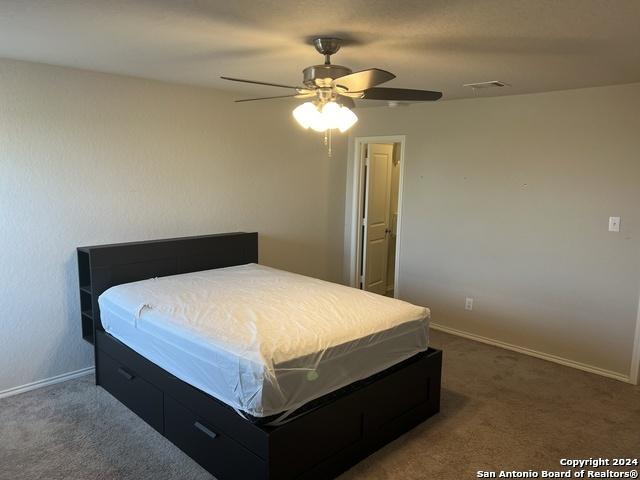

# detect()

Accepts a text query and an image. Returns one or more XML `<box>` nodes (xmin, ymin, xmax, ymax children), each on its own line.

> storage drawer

<box><xmin>268</xmin><ymin>395</ymin><xmax>363</xmax><ymax>480</ymax></box>
<box><xmin>97</xmin><ymin>348</ymin><xmax>164</xmax><ymax>433</ymax></box>
<box><xmin>164</xmin><ymin>395</ymin><xmax>267</xmax><ymax>480</ymax></box>
<box><xmin>364</xmin><ymin>355</ymin><xmax>431</xmax><ymax>429</ymax></box>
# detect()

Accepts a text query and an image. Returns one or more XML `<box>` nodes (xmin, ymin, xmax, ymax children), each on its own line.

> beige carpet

<box><xmin>1</xmin><ymin>330</ymin><xmax>638</xmax><ymax>479</ymax></box>
<box><xmin>343</xmin><ymin>331</ymin><xmax>640</xmax><ymax>479</ymax></box>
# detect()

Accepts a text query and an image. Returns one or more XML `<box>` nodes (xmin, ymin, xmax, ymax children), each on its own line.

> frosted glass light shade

<box><xmin>321</xmin><ymin>101</ymin><xmax>342</xmax><ymax>125</ymax></box>
<box><xmin>292</xmin><ymin>102</ymin><xmax>319</xmax><ymax>129</ymax></box>
<box><xmin>336</xmin><ymin>105</ymin><xmax>358</xmax><ymax>132</ymax></box>
<box><xmin>292</xmin><ymin>101</ymin><xmax>358</xmax><ymax>133</ymax></box>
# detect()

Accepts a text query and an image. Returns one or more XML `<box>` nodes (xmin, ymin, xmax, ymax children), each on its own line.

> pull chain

<box><xmin>323</xmin><ymin>129</ymin><xmax>333</xmax><ymax>158</ymax></box>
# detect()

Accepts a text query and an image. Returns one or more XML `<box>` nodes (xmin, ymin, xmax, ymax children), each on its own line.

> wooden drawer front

<box><xmin>268</xmin><ymin>395</ymin><xmax>363</xmax><ymax>480</ymax></box>
<box><xmin>95</xmin><ymin>330</ymin><xmax>269</xmax><ymax>459</ymax></box>
<box><xmin>164</xmin><ymin>396</ymin><xmax>266</xmax><ymax>480</ymax></box>
<box><xmin>364</xmin><ymin>359</ymin><xmax>430</xmax><ymax>429</ymax></box>
<box><xmin>97</xmin><ymin>349</ymin><xmax>164</xmax><ymax>433</ymax></box>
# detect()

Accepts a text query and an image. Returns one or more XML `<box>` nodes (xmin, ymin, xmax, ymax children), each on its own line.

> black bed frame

<box><xmin>77</xmin><ymin>232</ymin><xmax>442</xmax><ymax>479</ymax></box>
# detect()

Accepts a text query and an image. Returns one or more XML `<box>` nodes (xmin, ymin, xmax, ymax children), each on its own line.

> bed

<box><xmin>77</xmin><ymin>232</ymin><xmax>442</xmax><ymax>479</ymax></box>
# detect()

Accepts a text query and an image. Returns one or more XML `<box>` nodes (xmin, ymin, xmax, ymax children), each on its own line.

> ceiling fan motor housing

<box><xmin>303</xmin><ymin>64</ymin><xmax>352</xmax><ymax>88</ymax></box>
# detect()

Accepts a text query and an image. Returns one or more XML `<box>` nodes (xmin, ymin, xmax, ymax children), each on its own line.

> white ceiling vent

<box><xmin>463</xmin><ymin>81</ymin><xmax>510</xmax><ymax>89</ymax></box>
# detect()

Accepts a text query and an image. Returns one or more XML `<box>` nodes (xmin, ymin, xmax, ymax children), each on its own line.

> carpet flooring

<box><xmin>1</xmin><ymin>330</ymin><xmax>638</xmax><ymax>479</ymax></box>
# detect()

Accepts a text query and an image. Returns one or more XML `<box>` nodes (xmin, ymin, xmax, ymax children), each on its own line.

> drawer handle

<box><xmin>117</xmin><ymin>367</ymin><xmax>134</xmax><ymax>381</ymax></box>
<box><xmin>194</xmin><ymin>421</ymin><xmax>218</xmax><ymax>440</ymax></box>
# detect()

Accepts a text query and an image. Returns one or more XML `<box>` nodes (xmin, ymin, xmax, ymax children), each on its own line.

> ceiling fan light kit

<box><xmin>222</xmin><ymin>36</ymin><xmax>443</xmax><ymax>150</ymax></box>
<box><xmin>293</xmin><ymin>100</ymin><xmax>358</xmax><ymax>133</ymax></box>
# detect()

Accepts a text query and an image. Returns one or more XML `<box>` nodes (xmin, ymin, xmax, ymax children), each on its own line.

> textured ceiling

<box><xmin>1</xmin><ymin>0</ymin><xmax>639</xmax><ymax>102</ymax></box>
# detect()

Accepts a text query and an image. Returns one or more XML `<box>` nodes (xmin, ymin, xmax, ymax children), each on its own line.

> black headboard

<box><xmin>77</xmin><ymin>232</ymin><xmax>258</xmax><ymax>343</ymax></box>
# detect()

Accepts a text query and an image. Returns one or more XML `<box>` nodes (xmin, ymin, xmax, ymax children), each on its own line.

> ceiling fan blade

<box><xmin>221</xmin><ymin>76</ymin><xmax>303</xmax><ymax>90</ymax></box>
<box><xmin>235</xmin><ymin>94</ymin><xmax>299</xmax><ymax>103</ymax></box>
<box><xmin>337</xmin><ymin>91</ymin><xmax>365</xmax><ymax>98</ymax></box>
<box><xmin>360</xmin><ymin>87</ymin><xmax>443</xmax><ymax>101</ymax></box>
<box><xmin>332</xmin><ymin>68</ymin><xmax>395</xmax><ymax>92</ymax></box>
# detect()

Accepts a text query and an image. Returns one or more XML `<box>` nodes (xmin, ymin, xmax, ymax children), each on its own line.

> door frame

<box><xmin>348</xmin><ymin>135</ymin><xmax>407</xmax><ymax>298</ymax></box>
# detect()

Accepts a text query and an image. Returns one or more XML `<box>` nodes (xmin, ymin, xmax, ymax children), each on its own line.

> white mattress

<box><xmin>98</xmin><ymin>264</ymin><xmax>430</xmax><ymax>418</ymax></box>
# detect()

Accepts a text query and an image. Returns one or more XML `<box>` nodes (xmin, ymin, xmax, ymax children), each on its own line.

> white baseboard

<box><xmin>430</xmin><ymin>322</ymin><xmax>632</xmax><ymax>384</ymax></box>
<box><xmin>0</xmin><ymin>366</ymin><xmax>95</xmax><ymax>399</ymax></box>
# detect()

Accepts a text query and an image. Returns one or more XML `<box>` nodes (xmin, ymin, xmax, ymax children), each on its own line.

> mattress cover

<box><xmin>98</xmin><ymin>263</ymin><xmax>430</xmax><ymax>418</ymax></box>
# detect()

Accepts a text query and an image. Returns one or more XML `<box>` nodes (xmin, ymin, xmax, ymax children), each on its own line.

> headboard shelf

<box><xmin>76</xmin><ymin>232</ymin><xmax>258</xmax><ymax>345</ymax></box>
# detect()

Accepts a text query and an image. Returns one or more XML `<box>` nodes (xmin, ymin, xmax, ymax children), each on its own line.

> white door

<box><xmin>363</xmin><ymin>144</ymin><xmax>394</xmax><ymax>294</ymax></box>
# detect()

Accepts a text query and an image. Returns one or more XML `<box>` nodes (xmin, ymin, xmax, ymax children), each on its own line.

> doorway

<box><xmin>351</xmin><ymin>137</ymin><xmax>405</xmax><ymax>297</ymax></box>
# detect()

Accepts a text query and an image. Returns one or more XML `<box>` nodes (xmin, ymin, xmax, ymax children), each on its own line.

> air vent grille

<box><xmin>463</xmin><ymin>81</ymin><xmax>510</xmax><ymax>89</ymax></box>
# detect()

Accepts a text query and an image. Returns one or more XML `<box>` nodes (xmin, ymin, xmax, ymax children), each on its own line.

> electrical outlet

<box><xmin>608</xmin><ymin>216</ymin><xmax>621</xmax><ymax>232</ymax></box>
<box><xmin>465</xmin><ymin>297</ymin><xmax>473</xmax><ymax>311</ymax></box>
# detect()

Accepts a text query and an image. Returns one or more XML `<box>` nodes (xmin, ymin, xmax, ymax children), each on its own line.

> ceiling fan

<box><xmin>221</xmin><ymin>37</ymin><xmax>442</xmax><ymax>134</ymax></box>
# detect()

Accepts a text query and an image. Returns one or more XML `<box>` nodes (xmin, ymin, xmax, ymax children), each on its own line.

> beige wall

<box><xmin>0</xmin><ymin>58</ymin><xmax>346</xmax><ymax>393</ymax></box>
<box><xmin>347</xmin><ymin>83</ymin><xmax>640</xmax><ymax>378</ymax></box>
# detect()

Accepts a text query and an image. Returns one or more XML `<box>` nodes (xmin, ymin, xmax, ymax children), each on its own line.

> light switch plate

<box><xmin>465</xmin><ymin>297</ymin><xmax>473</xmax><ymax>311</ymax></box>
<box><xmin>608</xmin><ymin>216</ymin><xmax>621</xmax><ymax>232</ymax></box>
